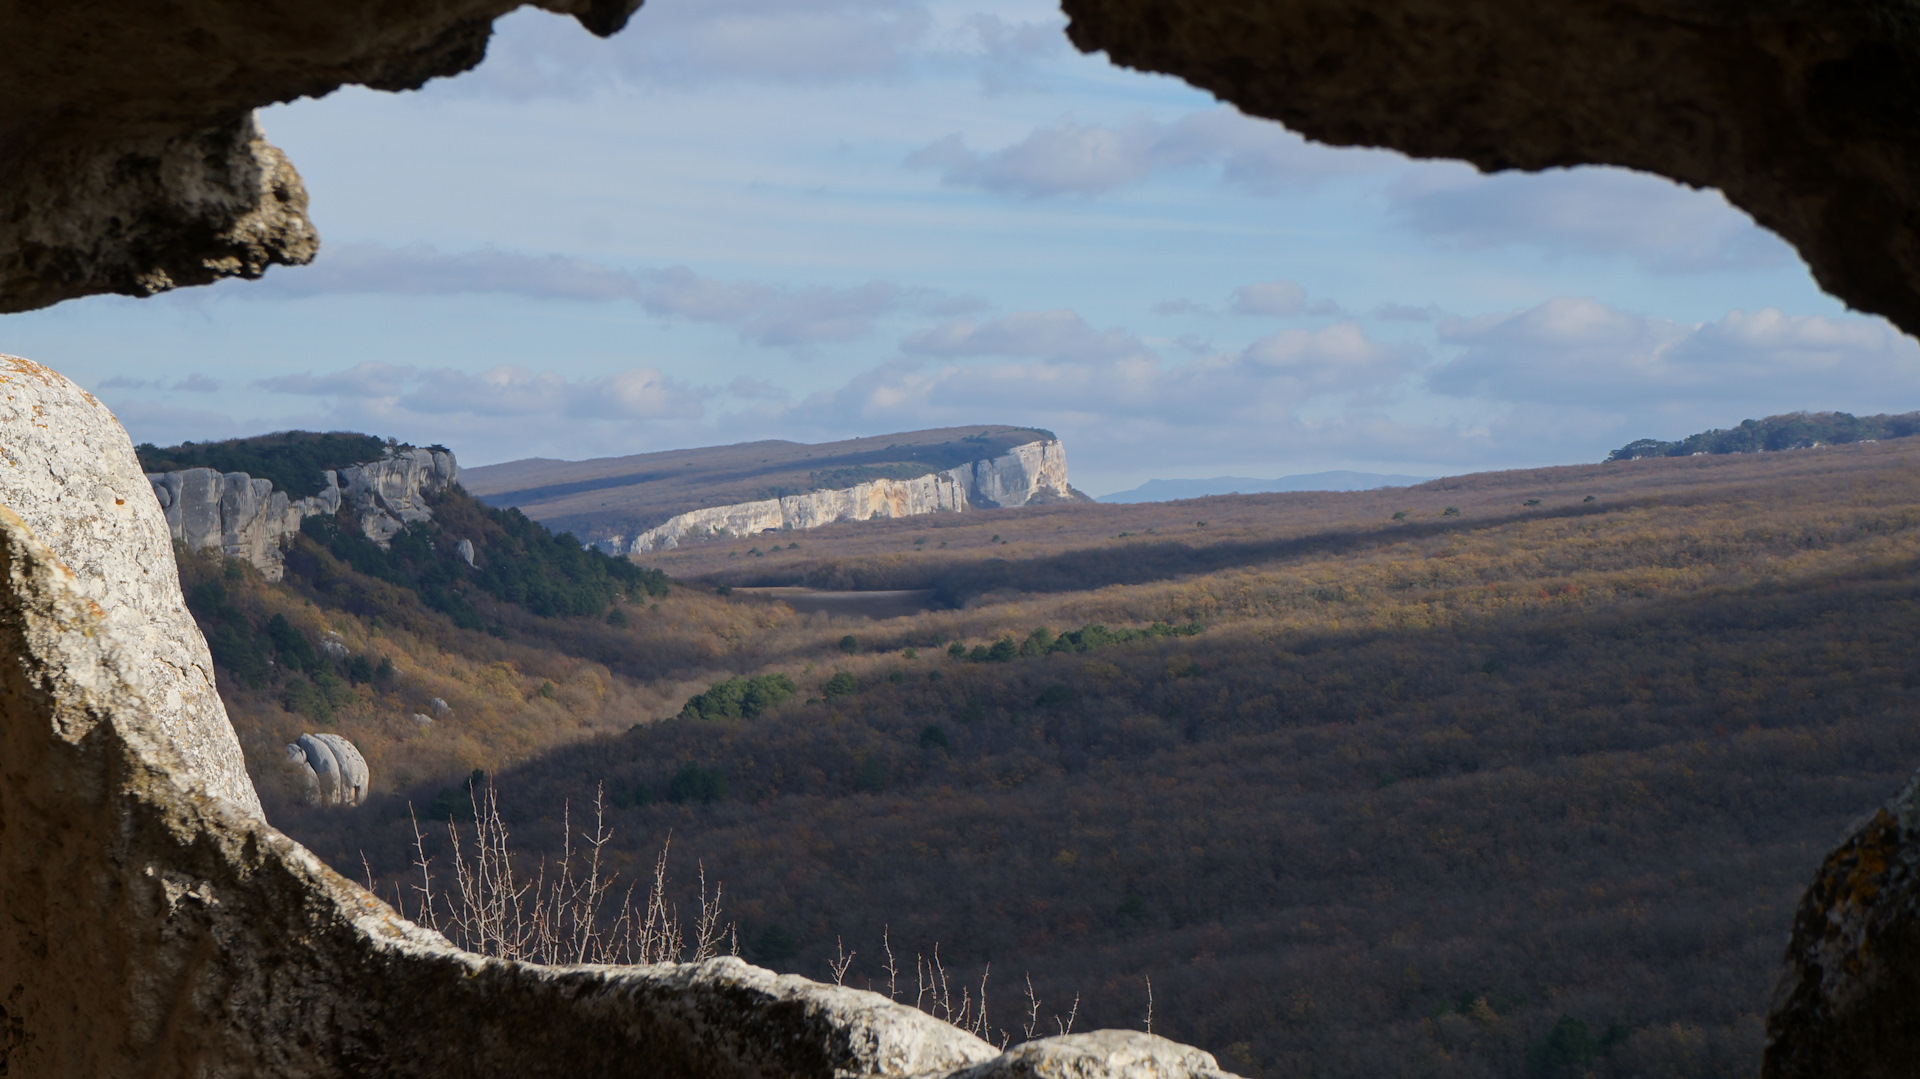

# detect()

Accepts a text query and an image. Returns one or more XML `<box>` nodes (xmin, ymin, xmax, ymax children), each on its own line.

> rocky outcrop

<box><xmin>614</xmin><ymin>440</ymin><xmax>1074</xmax><ymax>554</ymax></box>
<box><xmin>146</xmin><ymin>446</ymin><xmax>458</xmax><ymax>579</ymax></box>
<box><xmin>0</xmin><ymin>1</ymin><xmax>644</xmax><ymax>314</ymax></box>
<box><xmin>0</xmin><ymin>356</ymin><xmax>1238</xmax><ymax>1079</ymax></box>
<box><xmin>1061</xmin><ymin>0</ymin><xmax>1920</xmax><ymax>341</ymax></box>
<box><xmin>0</xmin><ymin>354</ymin><xmax>261</xmax><ymax>816</ymax></box>
<box><xmin>1763</xmin><ymin>768</ymin><xmax>1920</xmax><ymax>1077</ymax></box>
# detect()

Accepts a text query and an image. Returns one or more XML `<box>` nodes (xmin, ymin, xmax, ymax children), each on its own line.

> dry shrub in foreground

<box><xmin>398</xmin><ymin>780</ymin><xmax>732</xmax><ymax>966</ymax></box>
<box><xmin>393</xmin><ymin>780</ymin><xmax>1089</xmax><ymax>1048</ymax></box>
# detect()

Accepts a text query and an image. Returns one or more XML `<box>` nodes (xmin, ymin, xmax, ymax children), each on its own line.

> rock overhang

<box><xmin>7</xmin><ymin>0</ymin><xmax>1920</xmax><ymax>338</ymax></box>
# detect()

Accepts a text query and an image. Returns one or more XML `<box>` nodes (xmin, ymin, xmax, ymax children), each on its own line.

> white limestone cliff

<box><xmin>145</xmin><ymin>446</ymin><xmax>458</xmax><ymax>579</ymax></box>
<box><xmin>613</xmin><ymin>439</ymin><xmax>1074</xmax><ymax>555</ymax></box>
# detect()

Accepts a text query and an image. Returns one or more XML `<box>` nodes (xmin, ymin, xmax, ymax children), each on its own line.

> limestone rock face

<box><xmin>965</xmin><ymin>439</ymin><xmax>1074</xmax><ymax>509</ymax></box>
<box><xmin>337</xmin><ymin>447</ymin><xmax>461</xmax><ymax>545</ymax></box>
<box><xmin>1763</xmin><ymin>768</ymin><xmax>1920</xmax><ymax>1077</ymax></box>
<box><xmin>147</xmin><ymin>446</ymin><xmax>458</xmax><ymax>578</ymax></box>
<box><xmin>0</xmin><ymin>354</ymin><xmax>1246</xmax><ymax>1078</ymax></box>
<box><xmin>1061</xmin><ymin>0</ymin><xmax>1920</xmax><ymax>340</ymax></box>
<box><xmin>620</xmin><ymin>439</ymin><xmax>1075</xmax><ymax>554</ymax></box>
<box><xmin>0</xmin><ymin>354</ymin><xmax>260</xmax><ymax>816</ymax></box>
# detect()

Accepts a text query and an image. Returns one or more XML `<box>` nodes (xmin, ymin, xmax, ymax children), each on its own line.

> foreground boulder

<box><xmin>1764</xmin><ymin>768</ymin><xmax>1920</xmax><ymax>1077</ymax></box>
<box><xmin>0</xmin><ymin>355</ymin><xmax>1239</xmax><ymax>1078</ymax></box>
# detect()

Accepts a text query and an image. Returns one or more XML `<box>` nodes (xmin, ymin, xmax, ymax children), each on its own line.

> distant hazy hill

<box><xmin>462</xmin><ymin>426</ymin><xmax>1063</xmax><ymax>547</ymax></box>
<box><xmin>1098</xmin><ymin>470</ymin><xmax>1433</xmax><ymax>503</ymax></box>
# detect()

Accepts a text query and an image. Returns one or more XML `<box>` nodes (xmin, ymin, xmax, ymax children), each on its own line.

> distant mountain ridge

<box><xmin>462</xmin><ymin>426</ymin><xmax>1087</xmax><ymax>554</ymax></box>
<box><xmin>1098</xmin><ymin>471</ymin><xmax>1434</xmax><ymax>503</ymax></box>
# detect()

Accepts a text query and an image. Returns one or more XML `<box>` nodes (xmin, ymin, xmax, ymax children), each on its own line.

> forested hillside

<box><xmin>195</xmin><ymin>440</ymin><xmax>1920</xmax><ymax>1079</ymax></box>
<box><xmin>1607</xmin><ymin>409</ymin><xmax>1920</xmax><ymax>462</ymax></box>
<box><xmin>137</xmin><ymin>430</ymin><xmax>407</xmax><ymax>497</ymax></box>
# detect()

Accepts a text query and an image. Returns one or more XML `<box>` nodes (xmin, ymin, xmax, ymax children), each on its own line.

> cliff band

<box><xmin>612</xmin><ymin>439</ymin><xmax>1073</xmax><ymax>555</ymax></box>
<box><xmin>145</xmin><ymin>448</ymin><xmax>458</xmax><ymax>580</ymax></box>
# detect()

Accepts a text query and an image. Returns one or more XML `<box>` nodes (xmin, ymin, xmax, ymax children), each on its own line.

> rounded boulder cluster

<box><xmin>284</xmin><ymin>733</ymin><xmax>370</xmax><ymax>807</ymax></box>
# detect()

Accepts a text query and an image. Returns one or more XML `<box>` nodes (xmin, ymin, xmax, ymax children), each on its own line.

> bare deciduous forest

<box><xmin>196</xmin><ymin>440</ymin><xmax>1920</xmax><ymax>1079</ymax></box>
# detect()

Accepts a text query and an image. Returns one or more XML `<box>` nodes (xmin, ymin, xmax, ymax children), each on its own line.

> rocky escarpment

<box><xmin>611</xmin><ymin>439</ymin><xmax>1074</xmax><ymax>555</ymax></box>
<box><xmin>146</xmin><ymin>447</ymin><xmax>457</xmax><ymax>580</ymax></box>
<box><xmin>0</xmin><ymin>356</ymin><xmax>1239</xmax><ymax>1079</ymax></box>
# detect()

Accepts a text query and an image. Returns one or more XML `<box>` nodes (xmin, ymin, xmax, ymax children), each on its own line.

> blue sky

<box><xmin>5</xmin><ymin>0</ymin><xmax>1916</xmax><ymax>496</ymax></box>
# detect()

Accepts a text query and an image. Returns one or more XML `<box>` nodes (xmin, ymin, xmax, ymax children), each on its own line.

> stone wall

<box><xmin>615</xmin><ymin>439</ymin><xmax>1075</xmax><ymax>555</ymax></box>
<box><xmin>146</xmin><ymin>447</ymin><xmax>458</xmax><ymax>579</ymax></box>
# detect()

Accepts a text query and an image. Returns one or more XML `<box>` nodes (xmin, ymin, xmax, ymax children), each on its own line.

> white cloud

<box><xmin>1229</xmin><ymin>280</ymin><xmax>1307</xmax><ymax>317</ymax></box>
<box><xmin>98</xmin><ymin>373</ymin><xmax>221</xmax><ymax>393</ymax></box>
<box><xmin>962</xmin><ymin>13</ymin><xmax>1067</xmax><ymax>94</ymax></box>
<box><xmin>907</xmin><ymin>108</ymin><xmax>1391</xmax><ymax>198</ymax></box>
<box><xmin>252</xmin><ymin>244</ymin><xmax>976</xmax><ymax>347</ymax></box>
<box><xmin>901</xmin><ymin>309</ymin><xmax>1149</xmax><ymax>361</ymax></box>
<box><xmin>99</xmin><ymin>400</ymin><xmax>246</xmax><ymax>449</ymax></box>
<box><xmin>727</xmin><ymin>376</ymin><xmax>790</xmax><ymax>401</ymax></box>
<box><xmin>1372</xmin><ymin>303</ymin><xmax>1436</xmax><ymax>323</ymax></box>
<box><xmin>451</xmin><ymin>0</ymin><xmax>940</xmax><ymax>98</ymax></box>
<box><xmin>1388</xmin><ymin>164</ymin><xmax>1796</xmax><ymax>273</ymax></box>
<box><xmin>1430</xmin><ymin>298</ymin><xmax>1920</xmax><ymax>408</ymax></box>
<box><xmin>242</xmin><ymin>363</ymin><xmax>715</xmax><ymax>460</ymax></box>
<box><xmin>255</xmin><ymin>363</ymin><xmax>416</xmax><ymax>400</ymax></box>
<box><xmin>861</xmin><ymin>312</ymin><xmax>1423</xmax><ymax>428</ymax></box>
<box><xmin>259</xmin><ymin>363</ymin><xmax>706</xmax><ymax>422</ymax></box>
<box><xmin>748</xmin><ymin>320</ymin><xmax>1459</xmax><ymax>483</ymax></box>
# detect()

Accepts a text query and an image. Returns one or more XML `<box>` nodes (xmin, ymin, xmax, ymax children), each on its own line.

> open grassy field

<box><xmin>208</xmin><ymin>439</ymin><xmax>1920</xmax><ymax>1079</ymax></box>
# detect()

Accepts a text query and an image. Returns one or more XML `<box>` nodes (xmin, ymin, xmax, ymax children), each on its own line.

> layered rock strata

<box><xmin>146</xmin><ymin>446</ymin><xmax>458</xmax><ymax>579</ymax></box>
<box><xmin>614</xmin><ymin>439</ymin><xmax>1073</xmax><ymax>554</ymax></box>
<box><xmin>0</xmin><ymin>355</ymin><xmax>1244</xmax><ymax>1078</ymax></box>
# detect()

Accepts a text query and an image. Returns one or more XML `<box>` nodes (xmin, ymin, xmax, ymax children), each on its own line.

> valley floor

<box><xmin>224</xmin><ymin>441</ymin><xmax>1920</xmax><ymax>1079</ymax></box>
